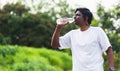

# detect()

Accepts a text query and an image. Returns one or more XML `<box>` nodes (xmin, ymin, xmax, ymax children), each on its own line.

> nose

<box><xmin>73</xmin><ymin>15</ymin><xmax>76</xmax><ymax>19</ymax></box>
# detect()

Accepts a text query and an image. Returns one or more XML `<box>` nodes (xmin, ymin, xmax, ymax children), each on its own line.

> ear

<box><xmin>85</xmin><ymin>16</ymin><xmax>88</xmax><ymax>22</ymax></box>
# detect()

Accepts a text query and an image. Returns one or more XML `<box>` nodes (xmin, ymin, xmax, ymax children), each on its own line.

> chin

<box><xmin>75</xmin><ymin>23</ymin><xmax>79</xmax><ymax>26</ymax></box>
<box><xmin>74</xmin><ymin>22</ymin><xmax>78</xmax><ymax>25</ymax></box>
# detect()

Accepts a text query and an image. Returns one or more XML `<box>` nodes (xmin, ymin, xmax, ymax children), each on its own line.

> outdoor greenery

<box><xmin>0</xmin><ymin>0</ymin><xmax>120</xmax><ymax>71</ymax></box>
<box><xmin>0</xmin><ymin>45</ymin><xmax>120</xmax><ymax>71</ymax></box>
<box><xmin>0</xmin><ymin>0</ymin><xmax>76</xmax><ymax>48</ymax></box>
<box><xmin>97</xmin><ymin>3</ymin><xmax>120</xmax><ymax>53</ymax></box>
<box><xmin>0</xmin><ymin>45</ymin><xmax>72</xmax><ymax>71</ymax></box>
<box><xmin>0</xmin><ymin>0</ymin><xmax>119</xmax><ymax>52</ymax></box>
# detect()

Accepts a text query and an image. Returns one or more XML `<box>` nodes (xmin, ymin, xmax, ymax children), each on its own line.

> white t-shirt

<box><xmin>59</xmin><ymin>26</ymin><xmax>111</xmax><ymax>71</ymax></box>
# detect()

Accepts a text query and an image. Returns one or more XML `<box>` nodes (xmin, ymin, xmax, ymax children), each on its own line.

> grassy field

<box><xmin>0</xmin><ymin>45</ymin><xmax>72</xmax><ymax>71</ymax></box>
<box><xmin>0</xmin><ymin>45</ymin><xmax>120</xmax><ymax>71</ymax></box>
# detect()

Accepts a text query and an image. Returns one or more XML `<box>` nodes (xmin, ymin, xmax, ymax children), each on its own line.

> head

<box><xmin>74</xmin><ymin>8</ymin><xmax>93</xmax><ymax>25</ymax></box>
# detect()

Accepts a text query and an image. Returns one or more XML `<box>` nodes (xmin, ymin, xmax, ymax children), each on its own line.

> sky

<box><xmin>67</xmin><ymin>0</ymin><xmax>118</xmax><ymax>19</ymax></box>
<box><xmin>0</xmin><ymin>0</ymin><xmax>119</xmax><ymax>18</ymax></box>
<box><xmin>0</xmin><ymin>0</ymin><xmax>118</xmax><ymax>10</ymax></box>
<box><xmin>0</xmin><ymin>0</ymin><xmax>119</xmax><ymax>26</ymax></box>
<box><xmin>67</xmin><ymin>0</ymin><xmax>118</xmax><ymax>12</ymax></box>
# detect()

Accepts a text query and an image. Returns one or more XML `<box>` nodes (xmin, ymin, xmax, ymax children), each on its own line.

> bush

<box><xmin>0</xmin><ymin>45</ymin><xmax>72</xmax><ymax>71</ymax></box>
<box><xmin>1</xmin><ymin>45</ymin><xmax>120</xmax><ymax>71</ymax></box>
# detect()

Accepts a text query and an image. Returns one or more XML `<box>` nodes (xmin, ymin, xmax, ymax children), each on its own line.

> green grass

<box><xmin>0</xmin><ymin>45</ymin><xmax>120</xmax><ymax>71</ymax></box>
<box><xmin>0</xmin><ymin>45</ymin><xmax>72</xmax><ymax>71</ymax></box>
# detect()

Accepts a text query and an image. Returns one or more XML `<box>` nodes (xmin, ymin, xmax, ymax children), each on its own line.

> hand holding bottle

<box><xmin>56</xmin><ymin>17</ymin><xmax>74</xmax><ymax>25</ymax></box>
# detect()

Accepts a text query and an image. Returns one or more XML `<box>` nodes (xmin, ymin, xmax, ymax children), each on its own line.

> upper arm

<box><xmin>106</xmin><ymin>46</ymin><xmax>113</xmax><ymax>54</ymax></box>
<box><xmin>59</xmin><ymin>31</ymin><xmax>72</xmax><ymax>49</ymax></box>
<box><xmin>98</xmin><ymin>28</ymin><xmax>111</xmax><ymax>52</ymax></box>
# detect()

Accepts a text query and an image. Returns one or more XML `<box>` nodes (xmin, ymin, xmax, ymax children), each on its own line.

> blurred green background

<box><xmin>0</xmin><ymin>0</ymin><xmax>120</xmax><ymax>71</ymax></box>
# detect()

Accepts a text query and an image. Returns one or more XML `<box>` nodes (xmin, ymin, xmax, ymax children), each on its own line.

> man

<box><xmin>51</xmin><ymin>8</ymin><xmax>114</xmax><ymax>71</ymax></box>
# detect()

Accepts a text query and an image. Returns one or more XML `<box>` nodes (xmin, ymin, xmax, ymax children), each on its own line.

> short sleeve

<box><xmin>98</xmin><ymin>27</ymin><xmax>111</xmax><ymax>52</ymax></box>
<box><xmin>59</xmin><ymin>31</ymin><xmax>72</xmax><ymax>50</ymax></box>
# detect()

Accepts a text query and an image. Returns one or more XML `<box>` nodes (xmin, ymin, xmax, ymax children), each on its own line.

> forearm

<box><xmin>106</xmin><ymin>47</ymin><xmax>115</xmax><ymax>70</ymax></box>
<box><xmin>51</xmin><ymin>26</ymin><xmax>62</xmax><ymax>48</ymax></box>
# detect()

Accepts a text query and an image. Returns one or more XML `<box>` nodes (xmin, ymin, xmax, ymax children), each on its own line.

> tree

<box><xmin>96</xmin><ymin>3</ymin><xmax>120</xmax><ymax>53</ymax></box>
<box><xmin>0</xmin><ymin>0</ymin><xmax>76</xmax><ymax>48</ymax></box>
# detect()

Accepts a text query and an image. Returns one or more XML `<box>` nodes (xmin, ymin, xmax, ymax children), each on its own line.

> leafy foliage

<box><xmin>0</xmin><ymin>45</ymin><xmax>120</xmax><ymax>71</ymax></box>
<box><xmin>97</xmin><ymin>3</ymin><xmax>120</xmax><ymax>53</ymax></box>
<box><xmin>0</xmin><ymin>1</ymin><xmax>76</xmax><ymax>48</ymax></box>
<box><xmin>0</xmin><ymin>45</ymin><xmax>72</xmax><ymax>71</ymax></box>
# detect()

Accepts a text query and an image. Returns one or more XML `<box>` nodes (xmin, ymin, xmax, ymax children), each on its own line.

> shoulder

<box><xmin>69</xmin><ymin>29</ymin><xmax>79</xmax><ymax>33</ymax></box>
<box><xmin>90</xmin><ymin>26</ymin><xmax>101</xmax><ymax>29</ymax></box>
<box><xmin>65</xmin><ymin>29</ymin><xmax>79</xmax><ymax>36</ymax></box>
<box><xmin>89</xmin><ymin>26</ymin><xmax>106</xmax><ymax>36</ymax></box>
<box><xmin>91</xmin><ymin>26</ymin><xmax>107</xmax><ymax>38</ymax></box>
<box><xmin>90</xmin><ymin>26</ymin><xmax>103</xmax><ymax>32</ymax></box>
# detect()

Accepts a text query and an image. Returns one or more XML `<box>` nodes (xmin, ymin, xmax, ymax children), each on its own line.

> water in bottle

<box><xmin>67</xmin><ymin>18</ymin><xmax>74</xmax><ymax>23</ymax></box>
<box><xmin>56</xmin><ymin>18</ymin><xmax>74</xmax><ymax>24</ymax></box>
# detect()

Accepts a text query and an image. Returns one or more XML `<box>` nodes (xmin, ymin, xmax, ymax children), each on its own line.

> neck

<box><xmin>80</xmin><ymin>25</ymin><xmax>90</xmax><ymax>31</ymax></box>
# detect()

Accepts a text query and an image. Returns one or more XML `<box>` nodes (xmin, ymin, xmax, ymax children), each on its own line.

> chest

<box><xmin>71</xmin><ymin>30</ymin><xmax>98</xmax><ymax>46</ymax></box>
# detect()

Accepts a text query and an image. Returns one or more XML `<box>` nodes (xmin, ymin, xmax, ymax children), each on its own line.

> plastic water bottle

<box><xmin>67</xmin><ymin>18</ymin><xmax>74</xmax><ymax>23</ymax></box>
<box><xmin>56</xmin><ymin>18</ymin><xmax>74</xmax><ymax>24</ymax></box>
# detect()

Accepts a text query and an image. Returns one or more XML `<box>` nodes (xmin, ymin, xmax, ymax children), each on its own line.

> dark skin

<box><xmin>73</xmin><ymin>11</ymin><xmax>90</xmax><ymax>31</ymax></box>
<box><xmin>106</xmin><ymin>46</ymin><xmax>115</xmax><ymax>70</ymax></box>
<box><xmin>51</xmin><ymin>11</ymin><xmax>114</xmax><ymax>70</ymax></box>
